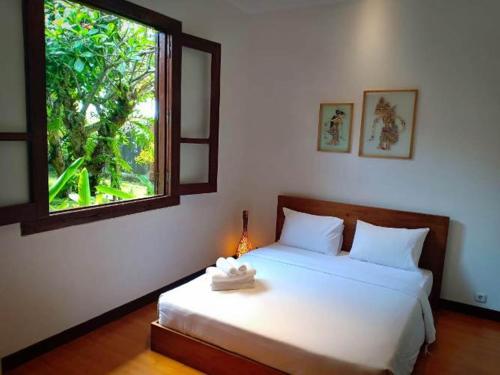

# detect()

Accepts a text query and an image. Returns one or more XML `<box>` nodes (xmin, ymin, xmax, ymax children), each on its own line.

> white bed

<box><xmin>158</xmin><ymin>243</ymin><xmax>435</xmax><ymax>375</ymax></box>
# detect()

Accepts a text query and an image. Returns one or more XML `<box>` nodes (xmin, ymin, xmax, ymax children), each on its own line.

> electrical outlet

<box><xmin>474</xmin><ymin>293</ymin><xmax>488</xmax><ymax>304</ymax></box>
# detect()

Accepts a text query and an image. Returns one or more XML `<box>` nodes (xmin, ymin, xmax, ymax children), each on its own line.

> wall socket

<box><xmin>474</xmin><ymin>293</ymin><xmax>488</xmax><ymax>304</ymax></box>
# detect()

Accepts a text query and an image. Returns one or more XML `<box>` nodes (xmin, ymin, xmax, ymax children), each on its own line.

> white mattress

<box><xmin>158</xmin><ymin>243</ymin><xmax>435</xmax><ymax>375</ymax></box>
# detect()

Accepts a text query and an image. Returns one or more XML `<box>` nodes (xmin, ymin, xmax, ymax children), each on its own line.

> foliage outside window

<box><xmin>45</xmin><ymin>0</ymin><xmax>161</xmax><ymax>212</ymax></box>
<box><xmin>5</xmin><ymin>0</ymin><xmax>220</xmax><ymax>233</ymax></box>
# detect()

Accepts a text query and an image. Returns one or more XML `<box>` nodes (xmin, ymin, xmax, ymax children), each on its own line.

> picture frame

<box><xmin>359</xmin><ymin>89</ymin><xmax>418</xmax><ymax>159</ymax></box>
<box><xmin>317</xmin><ymin>103</ymin><xmax>354</xmax><ymax>153</ymax></box>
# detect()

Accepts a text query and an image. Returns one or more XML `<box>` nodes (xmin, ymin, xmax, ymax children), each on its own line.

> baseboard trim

<box><xmin>1</xmin><ymin>267</ymin><xmax>206</xmax><ymax>372</ymax></box>
<box><xmin>441</xmin><ymin>299</ymin><xmax>500</xmax><ymax>322</ymax></box>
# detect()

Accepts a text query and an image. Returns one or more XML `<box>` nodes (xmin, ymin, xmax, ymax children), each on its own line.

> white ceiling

<box><xmin>225</xmin><ymin>0</ymin><xmax>347</xmax><ymax>14</ymax></box>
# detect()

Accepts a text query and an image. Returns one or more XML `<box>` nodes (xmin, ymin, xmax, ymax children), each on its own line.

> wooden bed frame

<box><xmin>151</xmin><ymin>195</ymin><xmax>450</xmax><ymax>374</ymax></box>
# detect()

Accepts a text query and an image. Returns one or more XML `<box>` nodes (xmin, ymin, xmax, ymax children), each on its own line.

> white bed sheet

<box><xmin>338</xmin><ymin>251</ymin><xmax>433</xmax><ymax>297</ymax></box>
<box><xmin>158</xmin><ymin>243</ymin><xmax>435</xmax><ymax>375</ymax></box>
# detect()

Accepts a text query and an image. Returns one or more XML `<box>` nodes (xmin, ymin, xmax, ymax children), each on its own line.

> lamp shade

<box><xmin>236</xmin><ymin>210</ymin><xmax>253</xmax><ymax>258</ymax></box>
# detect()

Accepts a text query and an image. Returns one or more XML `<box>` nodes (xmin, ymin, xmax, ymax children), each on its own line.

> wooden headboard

<box><xmin>276</xmin><ymin>195</ymin><xmax>450</xmax><ymax>308</ymax></box>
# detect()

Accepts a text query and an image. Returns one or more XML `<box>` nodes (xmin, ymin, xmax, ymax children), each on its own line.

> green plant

<box><xmin>49</xmin><ymin>158</ymin><xmax>140</xmax><ymax>211</ymax></box>
<box><xmin>45</xmin><ymin>0</ymin><xmax>157</xmax><ymax>211</ymax></box>
<box><xmin>136</xmin><ymin>175</ymin><xmax>154</xmax><ymax>195</ymax></box>
<box><xmin>96</xmin><ymin>185</ymin><xmax>134</xmax><ymax>200</ymax></box>
<box><xmin>78</xmin><ymin>168</ymin><xmax>91</xmax><ymax>206</ymax></box>
<box><xmin>49</xmin><ymin>157</ymin><xmax>84</xmax><ymax>203</ymax></box>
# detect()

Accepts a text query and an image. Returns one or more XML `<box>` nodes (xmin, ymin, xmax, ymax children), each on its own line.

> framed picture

<box><xmin>317</xmin><ymin>103</ymin><xmax>353</xmax><ymax>153</ymax></box>
<box><xmin>359</xmin><ymin>89</ymin><xmax>418</xmax><ymax>159</ymax></box>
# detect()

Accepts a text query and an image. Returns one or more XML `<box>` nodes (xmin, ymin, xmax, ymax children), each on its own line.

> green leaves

<box><xmin>49</xmin><ymin>157</ymin><xmax>84</xmax><ymax>203</ymax></box>
<box><xmin>45</xmin><ymin>0</ymin><xmax>159</xmax><ymax>211</ymax></box>
<box><xmin>137</xmin><ymin>175</ymin><xmax>154</xmax><ymax>195</ymax></box>
<box><xmin>78</xmin><ymin>168</ymin><xmax>91</xmax><ymax>206</ymax></box>
<box><xmin>96</xmin><ymin>185</ymin><xmax>134</xmax><ymax>200</ymax></box>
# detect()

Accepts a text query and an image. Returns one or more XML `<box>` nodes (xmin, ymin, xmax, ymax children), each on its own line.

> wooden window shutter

<box><xmin>178</xmin><ymin>33</ymin><xmax>220</xmax><ymax>195</ymax></box>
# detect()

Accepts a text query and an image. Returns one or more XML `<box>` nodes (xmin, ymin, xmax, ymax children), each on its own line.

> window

<box><xmin>45</xmin><ymin>0</ymin><xmax>163</xmax><ymax>212</ymax></box>
<box><xmin>0</xmin><ymin>134</ymin><xmax>36</xmax><ymax>226</ymax></box>
<box><xmin>19</xmin><ymin>0</ymin><xmax>182</xmax><ymax>234</ymax></box>
<box><xmin>179</xmin><ymin>34</ymin><xmax>220</xmax><ymax>195</ymax></box>
<box><xmin>0</xmin><ymin>0</ymin><xmax>221</xmax><ymax>234</ymax></box>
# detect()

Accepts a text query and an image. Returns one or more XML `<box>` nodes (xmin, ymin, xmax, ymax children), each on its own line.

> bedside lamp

<box><xmin>235</xmin><ymin>210</ymin><xmax>253</xmax><ymax>258</ymax></box>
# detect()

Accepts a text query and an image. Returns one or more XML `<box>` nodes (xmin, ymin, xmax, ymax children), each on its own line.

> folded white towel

<box><xmin>206</xmin><ymin>266</ymin><xmax>256</xmax><ymax>283</ymax></box>
<box><xmin>243</xmin><ymin>263</ymin><xmax>256</xmax><ymax>276</ymax></box>
<box><xmin>211</xmin><ymin>280</ymin><xmax>255</xmax><ymax>291</ymax></box>
<box><xmin>206</xmin><ymin>266</ymin><xmax>226</xmax><ymax>277</ymax></box>
<box><xmin>215</xmin><ymin>257</ymin><xmax>238</xmax><ymax>276</ymax></box>
<box><xmin>226</xmin><ymin>257</ymin><xmax>248</xmax><ymax>273</ymax></box>
<box><xmin>206</xmin><ymin>264</ymin><xmax>256</xmax><ymax>291</ymax></box>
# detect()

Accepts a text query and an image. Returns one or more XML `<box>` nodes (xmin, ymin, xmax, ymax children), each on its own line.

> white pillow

<box><xmin>349</xmin><ymin>220</ymin><xmax>429</xmax><ymax>271</ymax></box>
<box><xmin>279</xmin><ymin>208</ymin><xmax>344</xmax><ymax>255</ymax></box>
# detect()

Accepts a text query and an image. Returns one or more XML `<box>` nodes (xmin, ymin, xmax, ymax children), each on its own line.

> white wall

<box><xmin>0</xmin><ymin>0</ymin><xmax>250</xmax><ymax>358</ymax></box>
<box><xmin>242</xmin><ymin>0</ymin><xmax>500</xmax><ymax>311</ymax></box>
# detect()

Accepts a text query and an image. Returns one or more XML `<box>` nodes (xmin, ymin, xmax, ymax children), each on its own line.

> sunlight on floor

<box><xmin>107</xmin><ymin>351</ymin><xmax>201</xmax><ymax>375</ymax></box>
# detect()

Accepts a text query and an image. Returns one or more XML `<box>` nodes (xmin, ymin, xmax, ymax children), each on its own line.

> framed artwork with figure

<box><xmin>359</xmin><ymin>89</ymin><xmax>418</xmax><ymax>159</ymax></box>
<box><xmin>317</xmin><ymin>103</ymin><xmax>353</xmax><ymax>153</ymax></box>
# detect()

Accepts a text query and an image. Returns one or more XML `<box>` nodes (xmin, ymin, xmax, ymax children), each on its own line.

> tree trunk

<box><xmin>48</xmin><ymin>136</ymin><xmax>65</xmax><ymax>176</ymax></box>
<box><xmin>87</xmin><ymin>88</ymin><xmax>136</xmax><ymax>194</ymax></box>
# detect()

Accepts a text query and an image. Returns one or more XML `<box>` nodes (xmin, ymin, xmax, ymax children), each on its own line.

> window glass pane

<box><xmin>0</xmin><ymin>141</ymin><xmax>30</xmax><ymax>206</ymax></box>
<box><xmin>0</xmin><ymin>0</ymin><xmax>27</xmax><ymax>132</ymax></box>
<box><xmin>44</xmin><ymin>0</ymin><xmax>162</xmax><ymax>212</ymax></box>
<box><xmin>180</xmin><ymin>143</ymin><xmax>209</xmax><ymax>184</ymax></box>
<box><xmin>181</xmin><ymin>47</ymin><xmax>211</xmax><ymax>139</ymax></box>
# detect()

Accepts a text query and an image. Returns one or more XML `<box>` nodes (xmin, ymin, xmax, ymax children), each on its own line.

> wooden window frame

<box><xmin>18</xmin><ymin>0</ymin><xmax>182</xmax><ymax>235</ymax></box>
<box><xmin>179</xmin><ymin>33</ymin><xmax>220</xmax><ymax>195</ymax></box>
<box><xmin>0</xmin><ymin>134</ymin><xmax>37</xmax><ymax>226</ymax></box>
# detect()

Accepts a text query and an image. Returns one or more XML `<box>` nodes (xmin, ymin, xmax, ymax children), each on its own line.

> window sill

<box><xmin>20</xmin><ymin>195</ymin><xmax>179</xmax><ymax>235</ymax></box>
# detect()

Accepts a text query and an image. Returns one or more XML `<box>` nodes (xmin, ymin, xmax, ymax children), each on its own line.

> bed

<box><xmin>151</xmin><ymin>195</ymin><xmax>450</xmax><ymax>375</ymax></box>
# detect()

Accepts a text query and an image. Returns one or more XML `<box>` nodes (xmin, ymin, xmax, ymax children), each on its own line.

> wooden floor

<box><xmin>6</xmin><ymin>304</ymin><xmax>500</xmax><ymax>375</ymax></box>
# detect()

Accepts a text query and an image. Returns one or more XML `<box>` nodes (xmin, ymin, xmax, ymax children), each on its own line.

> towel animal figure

<box><xmin>207</xmin><ymin>257</ymin><xmax>256</xmax><ymax>291</ymax></box>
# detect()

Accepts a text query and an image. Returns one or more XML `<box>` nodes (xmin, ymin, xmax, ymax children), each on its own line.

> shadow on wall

<box><xmin>442</xmin><ymin>220</ymin><xmax>470</xmax><ymax>301</ymax></box>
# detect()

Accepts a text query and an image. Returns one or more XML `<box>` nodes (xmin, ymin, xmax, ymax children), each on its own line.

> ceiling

<box><xmin>225</xmin><ymin>0</ymin><xmax>347</xmax><ymax>14</ymax></box>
